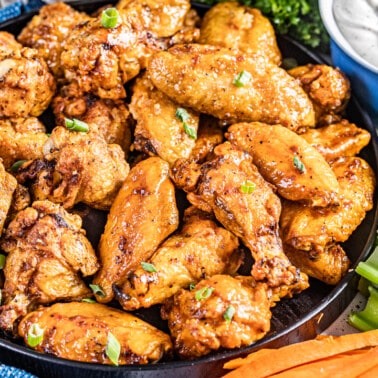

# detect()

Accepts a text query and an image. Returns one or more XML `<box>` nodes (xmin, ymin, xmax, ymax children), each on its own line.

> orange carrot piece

<box><xmin>223</xmin><ymin>329</ymin><xmax>378</xmax><ymax>378</ymax></box>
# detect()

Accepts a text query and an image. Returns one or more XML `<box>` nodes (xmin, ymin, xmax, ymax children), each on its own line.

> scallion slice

<box><xmin>101</xmin><ymin>8</ymin><xmax>119</xmax><ymax>29</ymax></box>
<box><xmin>223</xmin><ymin>305</ymin><xmax>235</xmax><ymax>323</ymax></box>
<box><xmin>89</xmin><ymin>284</ymin><xmax>105</xmax><ymax>297</ymax></box>
<box><xmin>233</xmin><ymin>70</ymin><xmax>251</xmax><ymax>87</ymax></box>
<box><xmin>82</xmin><ymin>298</ymin><xmax>96</xmax><ymax>304</ymax></box>
<box><xmin>195</xmin><ymin>286</ymin><xmax>214</xmax><ymax>301</ymax></box>
<box><xmin>183</xmin><ymin>123</ymin><xmax>197</xmax><ymax>139</ymax></box>
<box><xmin>106</xmin><ymin>332</ymin><xmax>121</xmax><ymax>366</ymax></box>
<box><xmin>240</xmin><ymin>180</ymin><xmax>256</xmax><ymax>194</ymax></box>
<box><xmin>0</xmin><ymin>254</ymin><xmax>5</xmax><ymax>269</ymax></box>
<box><xmin>293</xmin><ymin>155</ymin><xmax>306</xmax><ymax>173</ymax></box>
<box><xmin>141</xmin><ymin>261</ymin><xmax>157</xmax><ymax>273</ymax></box>
<box><xmin>175</xmin><ymin>107</ymin><xmax>197</xmax><ymax>139</ymax></box>
<box><xmin>64</xmin><ymin>118</ymin><xmax>89</xmax><ymax>133</ymax></box>
<box><xmin>27</xmin><ymin>323</ymin><xmax>44</xmax><ymax>347</ymax></box>
<box><xmin>10</xmin><ymin>160</ymin><xmax>27</xmax><ymax>173</ymax></box>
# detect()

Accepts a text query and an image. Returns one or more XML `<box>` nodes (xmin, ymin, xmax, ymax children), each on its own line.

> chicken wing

<box><xmin>0</xmin><ymin>200</ymin><xmax>99</xmax><ymax>334</ymax></box>
<box><xmin>173</xmin><ymin>142</ymin><xmax>308</xmax><ymax>299</ymax></box>
<box><xmin>199</xmin><ymin>1</ymin><xmax>281</xmax><ymax>65</ymax></box>
<box><xmin>161</xmin><ymin>274</ymin><xmax>272</xmax><ymax>359</ymax></box>
<box><xmin>0</xmin><ymin>160</ymin><xmax>17</xmax><ymax>236</ymax></box>
<box><xmin>114</xmin><ymin>206</ymin><xmax>242</xmax><ymax>311</ymax></box>
<box><xmin>0</xmin><ymin>117</ymin><xmax>48</xmax><ymax>169</ymax></box>
<box><xmin>148</xmin><ymin>43</ymin><xmax>315</xmax><ymax>130</ymax></box>
<box><xmin>17</xmin><ymin>2</ymin><xmax>91</xmax><ymax>79</ymax></box>
<box><xmin>226</xmin><ymin>122</ymin><xmax>340</xmax><ymax>207</ymax></box>
<box><xmin>93</xmin><ymin>156</ymin><xmax>179</xmax><ymax>303</ymax></box>
<box><xmin>15</xmin><ymin>126</ymin><xmax>129</xmax><ymax>210</ymax></box>
<box><xmin>0</xmin><ymin>32</ymin><xmax>56</xmax><ymax>118</ymax></box>
<box><xmin>18</xmin><ymin>302</ymin><xmax>173</xmax><ymax>365</ymax></box>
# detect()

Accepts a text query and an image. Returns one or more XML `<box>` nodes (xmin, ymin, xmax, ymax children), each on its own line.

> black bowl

<box><xmin>1</xmin><ymin>2</ymin><xmax>378</xmax><ymax>377</ymax></box>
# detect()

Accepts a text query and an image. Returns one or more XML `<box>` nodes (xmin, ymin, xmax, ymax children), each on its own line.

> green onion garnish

<box><xmin>10</xmin><ymin>160</ymin><xmax>27</xmax><ymax>173</ymax></box>
<box><xmin>223</xmin><ymin>305</ymin><xmax>235</xmax><ymax>323</ymax></box>
<box><xmin>27</xmin><ymin>323</ymin><xmax>44</xmax><ymax>347</ymax></box>
<box><xmin>89</xmin><ymin>284</ymin><xmax>105</xmax><ymax>297</ymax></box>
<box><xmin>183</xmin><ymin>123</ymin><xmax>197</xmax><ymax>139</ymax></box>
<box><xmin>175</xmin><ymin>108</ymin><xmax>197</xmax><ymax>140</ymax></box>
<box><xmin>233</xmin><ymin>70</ymin><xmax>252</xmax><ymax>87</ymax></box>
<box><xmin>82</xmin><ymin>298</ymin><xmax>96</xmax><ymax>303</ymax></box>
<box><xmin>106</xmin><ymin>332</ymin><xmax>121</xmax><ymax>366</ymax></box>
<box><xmin>64</xmin><ymin>118</ymin><xmax>89</xmax><ymax>133</ymax></box>
<box><xmin>240</xmin><ymin>180</ymin><xmax>256</xmax><ymax>194</ymax></box>
<box><xmin>101</xmin><ymin>8</ymin><xmax>119</xmax><ymax>29</ymax></box>
<box><xmin>0</xmin><ymin>254</ymin><xmax>5</xmax><ymax>269</ymax></box>
<box><xmin>195</xmin><ymin>286</ymin><xmax>214</xmax><ymax>301</ymax></box>
<box><xmin>293</xmin><ymin>155</ymin><xmax>306</xmax><ymax>173</ymax></box>
<box><xmin>189</xmin><ymin>283</ymin><xmax>196</xmax><ymax>291</ymax></box>
<box><xmin>141</xmin><ymin>262</ymin><xmax>157</xmax><ymax>273</ymax></box>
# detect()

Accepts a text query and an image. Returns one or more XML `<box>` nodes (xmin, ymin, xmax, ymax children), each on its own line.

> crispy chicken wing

<box><xmin>173</xmin><ymin>142</ymin><xmax>308</xmax><ymax>299</ymax></box>
<box><xmin>17</xmin><ymin>2</ymin><xmax>91</xmax><ymax>79</ymax></box>
<box><xmin>199</xmin><ymin>1</ymin><xmax>281</xmax><ymax>65</ymax></box>
<box><xmin>0</xmin><ymin>200</ymin><xmax>99</xmax><ymax>334</ymax></box>
<box><xmin>161</xmin><ymin>274</ymin><xmax>272</xmax><ymax>359</ymax></box>
<box><xmin>0</xmin><ymin>161</ymin><xmax>17</xmax><ymax>236</ymax></box>
<box><xmin>114</xmin><ymin>206</ymin><xmax>242</xmax><ymax>311</ymax></box>
<box><xmin>93</xmin><ymin>157</ymin><xmax>179</xmax><ymax>303</ymax></box>
<box><xmin>52</xmin><ymin>83</ymin><xmax>133</xmax><ymax>153</ymax></box>
<box><xmin>0</xmin><ymin>117</ymin><xmax>48</xmax><ymax>169</ymax></box>
<box><xmin>0</xmin><ymin>32</ymin><xmax>56</xmax><ymax>118</ymax></box>
<box><xmin>148</xmin><ymin>43</ymin><xmax>315</xmax><ymax>130</ymax></box>
<box><xmin>288</xmin><ymin>64</ymin><xmax>350</xmax><ymax>125</ymax></box>
<box><xmin>299</xmin><ymin>120</ymin><xmax>371</xmax><ymax>162</ymax></box>
<box><xmin>15</xmin><ymin>126</ymin><xmax>129</xmax><ymax>210</ymax></box>
<box><xmin>227</xmin><ymin>122</ymin><xmax>340</xmax><ymax>207</ymax></box>
<box><xmin>18</xmin><ymin>302</ymin><xmax>173</xmax><ymax>365</ymax></box>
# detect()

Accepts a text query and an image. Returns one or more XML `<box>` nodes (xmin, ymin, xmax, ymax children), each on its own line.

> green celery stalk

<box><xmin>355</xmin><ymin>244</ymin><xmax>378</xmax><ymax>285</ymax></box>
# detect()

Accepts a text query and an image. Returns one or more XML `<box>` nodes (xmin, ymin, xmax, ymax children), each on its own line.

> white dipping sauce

<box><xmin>333</xmin><ymin>0</ymin><xmax>378</xmax><ymax>68</ymax></box>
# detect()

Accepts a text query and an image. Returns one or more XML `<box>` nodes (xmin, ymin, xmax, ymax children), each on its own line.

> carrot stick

<box><xmin>223</xmin><ymin>329</ymin><xmax>378</xmax><ymax>377</ymax></box>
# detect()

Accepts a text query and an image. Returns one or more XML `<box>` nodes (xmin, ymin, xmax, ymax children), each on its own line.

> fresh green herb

<box><xmin>89</xmin><ymin>284</ymin><xmax>105</xmax><ymax>297</ymax></box>
<box><xmin>141</xmin><ymin>261</ymin><xmax>157</xmax><ymax>273</ymax></box>
<box><xmin>240</xmin><ymin>180</ymin><xmax>256</xmax><ymax>194</ymax></box>
<box><xmin>64</xmin><ymin>118</ymin><xmax>89</xmax><ymax>133</ymax></box>
<box><xmin>10</xmin><ymin>160</ymin><xmax>27</xmax><ymax>173</ymax></box>
<box><xmin>195</xmin><ymin>286</ymin><xmax>214</xmax><ymax>300</ymax></box>
<box><xmin>101</xmin><ymin>8</ymin><xmax>119</xmax><ymax>29</ymax></box>
<box><xmin>106</xmin><ymin>332</ymin><xmax>121</xmax><ymax>366</ymax></box>
<box><xmin>183</xmin><ymin>123</ymin><xmax>197</xmax><ymax>139</ymax></box>
<box><xmin>293</xmin><ymin>155</ymin><xmax>306</xmax><ymax>173</ymax></box>
<box><xmin>82</xmin><ymin>298</ymin><xmax>97</xmax><ymax>303</ymax></box>
<box><xmin>194</xmin><ymin>0</ymin><xmax>329</xmax><ymax>50</ymax></box>
<box><xmin>27</xmin><ymin>323</ymin><xmax>44</xmax><ymax>347</ymax></box>
<box><xmin>175</xmin><ymin>108</ymin><xmax>197</xmax><ymax>140</ymax></box>
<box><xmin>223</xmin><ymin>305</ymin><xmax>236</xmax><ymax>323</ymax></box>
<box><xmin>0</xmin><ymin>254</ymin><xmax>5</xmax><ymax>269</ymax></box>
<box><xmin>233</xmin><ymin>70</ymin><xmax>252</xmax><ymax>87</ymax></box>
<box><xmin>189</xmin><ymin>283</ymin><xmax>196</xmax><ymax>291</ymax></box>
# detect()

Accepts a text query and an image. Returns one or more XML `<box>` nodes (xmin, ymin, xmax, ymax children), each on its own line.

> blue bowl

<box><xmin>319</xmin><ymin>0</ymin><xmax>378</xmax><ymax>126</ymax></box>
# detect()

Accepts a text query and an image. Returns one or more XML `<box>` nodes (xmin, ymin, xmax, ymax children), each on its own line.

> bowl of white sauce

<box><xmin>319</xmin><ymin>0</ymin><xmax>378</xmax><ymax>124</ymax></box>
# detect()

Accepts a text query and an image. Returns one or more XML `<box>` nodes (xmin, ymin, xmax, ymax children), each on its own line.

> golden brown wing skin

<box><xmin>227</xmin><ymin>122</ymin><xmax>340</xmax><ymax>207</ymax></box>
<box><xmin>199</xmin><ymin>2</ymin><xmax>281</xmax><ymax>65</ymax></box>
<box><xmin>148</xmin><ymin>44</ymin><xmax>315</xmax><ymax>130</ymax></box>
<box><xmin>93</xmin><ymin>157</ymin><xmax>179</xmax><ymax>303</ymax></box>
<box><xmin>18</xmin><ymin>302</ymin><xmax>173</xmax><ymax>365</ymax></box>
<box><xmin>0</xmin><ymin>200</ymin><xmax>99</xmax><ymax>333</ymax></box>
<box><xmin>0</xmin><ymin>117</ymin><xmax>48</xmax><ymax>169</ymax></box>
<box><xmin>130</xmin><ymin>72</ymin><xmax>200</xmax><ymax>165</ymax></box>
<box><xmin>280</xmin><ymin>156</ymin><xmax>375</xmax><ymax>252</ymax></box>
<box><xmin>114</xmin><ymin>206</ymin><xmax>242</xmax><ymax>311</ymax></box>
<box><xmin>181</xmin><ymin>142</ymin><xmax>308</xmax><ymax>299</ymax></box>
<box><xmin>299</xmin><ymin>120</ymin><xmax>371</xmax><ymax>161</ymax></box>
<box><xmin>17</xmin><ymin>2</ymin><xmax>91</xmax><ymax>79</ymax></box>
<box><xmin>0</xmin><ymin>161</ymin><xmax>17</xmax><ymax>236</ymax></box>
<box><xmin>117</xmin><ymin>0</ymin><xmax>191</xmax><ymax>38</ymax></box>
<box><xmin>161</xmin><ymin>274</ymin><xmax>272</xmax><ymax>359</ymax></box>
<box><xmin>0</xmin><ymin>32</ymin><xmax>56</xmax><ymax>118</ymax></box>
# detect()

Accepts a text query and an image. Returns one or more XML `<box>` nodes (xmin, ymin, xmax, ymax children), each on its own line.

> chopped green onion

<box><xmin>240</xmin><ymin>180</ymin><xmax>256</xmax><ymax>194</ymax></box>
<box><xmin>141</xmin><ymin>262</ymin><xmax>157</xmax><ymax>273</ymax></box>
<box><xmin>106</xmin><ymin>332</ymin><xmax>121</xmax><ymax>366</ymax></box>
<box><xmin>0</xmin><ymin>254</ymin><xmax>5</xmax><ymax>269</ymax></box>
<box><xmin>82</xmin><ymin>298</ymin><xmax>96</xmax><ymax>303</ymax></box>
<box><xmin>27</xmin><ymin>323</ymin><xmax>44</xmax><ymax>347</ymax></box>
<box><xmin>189</xmin><ymin>283</ymin><xmax>196</xmax><ymax>291</ymax></box>
<box><xmin>293</xmin><ymin>155</ymin><xmax>306</xmax><ymax>173</ymax></box>
<box><xmin>10</xmin><ymin>160</ymin><xmax>27</xmax><ymax>173</ymax></box>
<box><xmin>175</xmin><ymin>108</ymin><xmax>197</xmax><ymax>139</ymax></box>
<box><xmin>233</xmin><ymin>70</ymin><xmax>251</xmax><ymax>87</ymax></box>
<box><xmin>223</xmin><ymin>305</ymin><xmax>235</xmax><ymax>323</ymax></box>
<box><xmin>89</xmin><ymin>284</ymin><xmax>105</xmax><ymax>297</ymax></box>
<box><xmin>183</xmin><ymin>123</ymin><xmax>197</xmax><ymax>139</ymax></box>
<box><xmin>101</xmin><ymin>8</ymin><xmax>119</xmax><ymax>29</ymax></box>
<box><xmin>64</xmin><ymin>118</ymin><xmax>89</xmax><ymax>133</ymax></box>
<box><xmin>195</xmin><ymin>286</ymin><xmax>214</xmax><ymax>301</ymax></box>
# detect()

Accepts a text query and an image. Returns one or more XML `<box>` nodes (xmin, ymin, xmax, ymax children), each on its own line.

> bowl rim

<box><xmin>318</xmin><ymin>0</ymin><xmax>378</xmax><ymax>74</ymax></box>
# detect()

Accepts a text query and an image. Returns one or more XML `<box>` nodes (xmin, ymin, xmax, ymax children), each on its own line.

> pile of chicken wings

<box><xmin>0</xmin><ymin>0</ymin><xmax>375</xmax><ymax>365</ymax></box>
